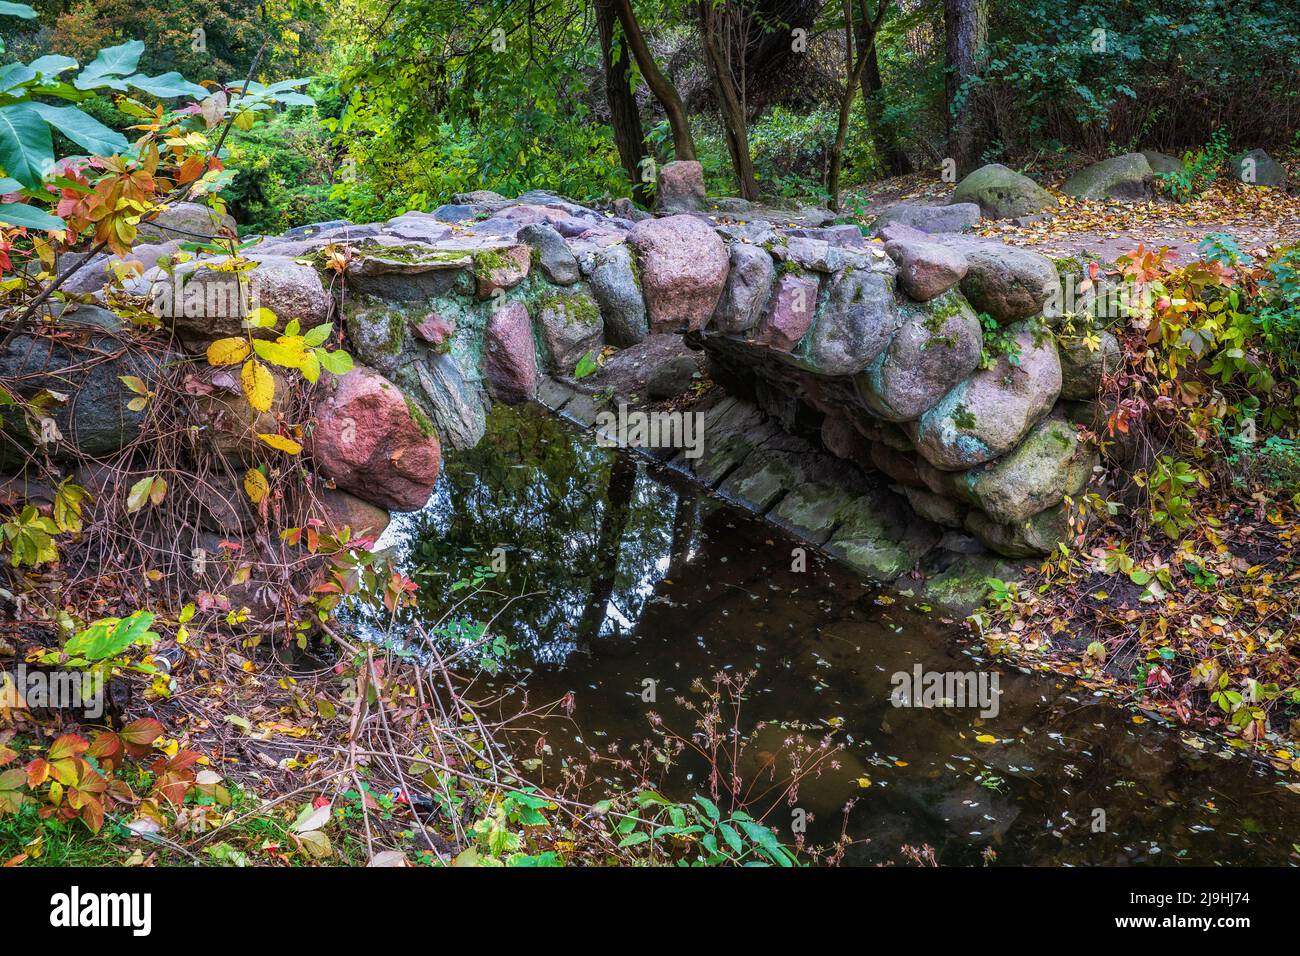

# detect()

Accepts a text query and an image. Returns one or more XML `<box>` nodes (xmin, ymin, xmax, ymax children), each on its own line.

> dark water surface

<box><xmin>372</xmin><ymin>402</ymin><xmax>1300</xmax><ymax>866</ymax></box>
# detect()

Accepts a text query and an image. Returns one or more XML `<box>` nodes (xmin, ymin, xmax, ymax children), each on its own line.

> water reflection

<box><xmin>377</xmin><ymin>403</ymin><xmax>1300</xmax><ymax>866</ymax></box>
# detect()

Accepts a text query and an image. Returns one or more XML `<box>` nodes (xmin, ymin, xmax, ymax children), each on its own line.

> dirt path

<box><xmin>846</xmin><ymin>169</ymin><xmax>1300</xmax><ymax>263</ymax></box>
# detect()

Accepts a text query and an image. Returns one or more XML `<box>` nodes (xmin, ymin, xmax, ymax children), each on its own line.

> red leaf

<box><xmin>24</xmin><ymin>758</ymin><xmax>49</xmax><ymax>788</ymax></box>
<box><xmin>121</xmin><ymin>718</ymin><xmax>164</xmax><ymax>748</ymax></box>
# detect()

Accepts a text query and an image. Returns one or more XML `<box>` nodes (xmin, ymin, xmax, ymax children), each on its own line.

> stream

<box><xmin>364</xmin><ymin>401</ymin><xmax>1300</xmax><ymax>866</ymax></box>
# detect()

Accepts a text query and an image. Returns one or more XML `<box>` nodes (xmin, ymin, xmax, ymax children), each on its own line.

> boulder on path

<box><xmin>1061</xmin><ymin>153</ymin><xmax>1154</xmax><ymax>201</ymax></box>
<box><xmin>655</xmin><ymin>160</ymin><xmax>708</xmax><ymax>213</ymax></box>
<box><xmin>1230</xmin><ymin>149</ymin><xmax>1288</xmax><ymax>187</ymax></box>
<box><xmin>951</xmin><ymin>164</ymin><xmax>1058</xmax><ymax>220</ymax></box>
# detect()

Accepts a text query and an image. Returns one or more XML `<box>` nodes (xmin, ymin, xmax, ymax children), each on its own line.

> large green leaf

<box><xmin>0</xmin><ymin>176</ymin><xmax>22</xmax><ymax>192</ymax></box>
<box><xmin>127</xmin><ymin>71</ymin><xmax>207</xmax><ymax>101</ymax></box>
<box><xmin>74</xmin><ymin>40</ymin><xmax>144</xmax><ymax>91</ymax></box>
<box><xmin>63</xmin><ymin>610</ymin><xmax>157</xmax><ymax>662</ymax></box>
<box><xmin>0</xmin><ymin>102</ymin><xmax>53</xmax><ymax>187</ymax></box>
<box><xmin>0</xmin><ymin>62</ymin><xmax>36</xmax><ymax>95</ymax></box>
<box><xmin>0</xmin><ymin>202</ymin><xmax>64</xmax><ymax>230</ymax></box>
<box><xmin>28</xmin><ymin>102</ymin><xmax>127</xmax><ymax>156</ymax></box>
<box><xmin>0</xmin><ymin>2</ymin><xmax>37</xmax><ymax>18</ymax></box>
<box><xmin>27</xmin><ymin>55</ymin><xmax>79</xmax><ymax>79</ymax></box>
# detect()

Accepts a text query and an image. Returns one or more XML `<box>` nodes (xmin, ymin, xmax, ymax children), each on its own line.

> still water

<box><xmin>371</xmin><ymin>402</ymin><xmax>1300</xmax><ymax>866</ymax></box>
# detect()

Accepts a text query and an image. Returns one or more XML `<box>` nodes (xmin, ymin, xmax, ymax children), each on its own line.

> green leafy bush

<box><xmin>224</xmin><ymin>107</ymin><xmax>349</xmax><ymax>236</ymax></box>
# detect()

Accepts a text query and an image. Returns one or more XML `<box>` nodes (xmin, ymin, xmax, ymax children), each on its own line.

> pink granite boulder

<box><xmin>628</xmin><ymin>215</ymin><xmax>729</xmax><ymax>333</ymax></box>
<box><xmin>308</xmin><ymin>365</ymin><xmax>442</xmax><ymax>511</ymax></box>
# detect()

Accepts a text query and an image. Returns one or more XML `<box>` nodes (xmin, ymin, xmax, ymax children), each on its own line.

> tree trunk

<box><xmin>612</xmin><ymin>0</ymin><xmax>697</xmax><ymax>162</ymax></box>
<box><xmin>596</xmin><ymin>0</ymin><xmax>652</xmax><ymax>204</ymax></box>
<box><xmin>860</xmin><ymin>23</ymin><xmax>912</xmax><ymax>175</ymax></box>
<box><xmin>944</xmin><ymin>0</ymin><xmax>986</xmax><ymax>176</ymax></box>
<box><xmin>698</xmin><ymin>1</ymin><xmax>759</xmax><ymax>201</ymax></box>
<box><xmin>828</xmin><ymin>0</ymin><xmax>889</xmax><ymax>210</ymax></box>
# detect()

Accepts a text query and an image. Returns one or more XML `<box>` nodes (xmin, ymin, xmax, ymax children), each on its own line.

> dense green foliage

<box><xmin>976</xmin><ymin>0</ymin><xmax>1300</xmax><ymax>156</ymax></box>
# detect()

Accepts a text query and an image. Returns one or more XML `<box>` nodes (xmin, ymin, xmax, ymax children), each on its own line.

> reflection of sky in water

<box><xmin>363</xmin><ymin>403</ymin><xmax>1300</xmax><ymax>866</ymax></box>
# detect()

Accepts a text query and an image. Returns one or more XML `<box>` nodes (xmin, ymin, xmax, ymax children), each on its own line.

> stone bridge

<box><xmin>40</xmin><ymin>161</ymin><xmax>1112</xmax><ymax>607</ymax></box>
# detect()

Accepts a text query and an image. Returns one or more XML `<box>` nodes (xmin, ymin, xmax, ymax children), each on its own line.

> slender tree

<box><xmin>827</xmin><ymin>0</ymin><xmax>890</xmax><ymax>209</ymax></box>
<box><xmin>698</xmin><ymin>0</ymin><xmax>759</xmax><ymax>200</ymax></box>
<box><xmin>612</xmin><ymin>0</ymin><xmax>697</xmax><ymax>162</ymax></box>
<box><xmin>596</xmin><ymin>0</ymin><xmax>652</xmax><ymax>203</ymax></box>
<box><xmin>944</xmin><ymin>0</ymin><xmax>987</xmax><ymax>176</ymax></box>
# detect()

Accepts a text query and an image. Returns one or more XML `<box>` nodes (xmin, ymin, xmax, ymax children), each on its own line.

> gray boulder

<box><xmin>712</xmin><ymin>242</ymin><xmax>775</xmax><ymax>334</ymax></box>
<box><xmin>966</xmin><ymin>503</ymin><xmax>1070</xmax><ymax>557</ymax></box>
<box><xmin>859</xmin><ymin>291</ymin><xmax>983</xmax><ymax>422</ymax></box>
<box><xmin>1059</xmin><ymin>329</ymin><xmax>1121</xmax><ymax>400</ymax></box>
<box><xmin>959</xmin><ymin>244</ymin><xmax>1060</xmax><ymax>324</ymax></box>
<box><xmin>803</xmin><ymin>268</ymin><xmax>899</xmax><ymax>375</ymax></box>
<box><xmin>872</xmin><ymin>202</ymin><xmax>981</xmax><ymax>235</ymax></box>
<box><xmin>518</xmin><ymin>223</ymin><xmax>579</xmax><ymax>285</ymax></box>
<box><xmin>136</xmin><ymin>201</ymin><xmax>236</xmax><ymax>244</ymax></box>
<box><xmin>1061</xmin><ymin>153</ymin><xmax>1154</xmax><ymax>201</ymax></box>
<box><xmin>909</xmin><ymin>321</ymin><xmax>1062</xmax><ymax>470</ymax></box>
<box><xmin>152</xmin><ymin>255</ymin><xmax>330</xmax><ymax>349</ymax></box>
<box><xmin>960</xmin><ymin>416</ymin><xmax>1095</xmax><ymax>524</ymax></box>
<box><xmin>408</xmin><ymin>352</ymin><xmax>488</xmax><ymax>450</ymax></box>
<box><xmin>532</xmin><ymin>284</ymin><xmax>604</xmax><ymax>374</ymax></box>
<box><xmin>647</xmin><ymin>355</ymin><xmax>700</xmax><ymax>400</ymax></box>
<box><xmin>586</xmin><ymin>244</ymin><xmax>648</xmax><ymax>346</ymax></box>
<box><xmin>0</xmin><ymin>305</ymin><xmax>165</xmax><ymax>462</ymax></box>
<box><xmin>951</xmin><ymin>164</ymin><xmax>1058</xmax><ymax>220</ymax></box>
<box><xmin>1141</xmin><ymin>149</ymin><xmax>1185</xmax><ymax>175</ymax></box>
<box><xmin>1230</xmin><ymin>149</ymin><xmax>1288</xmax><ymax>187</ymax></box>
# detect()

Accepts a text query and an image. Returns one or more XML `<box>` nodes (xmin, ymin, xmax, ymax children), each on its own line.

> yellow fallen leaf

<box><xmin>207</xmin><ymin>337</ymin><xmax>250</xmax><ymax>366</ymax></box>
<box><xmin>243</xmin><ymin>468</ymin><xmax>269</xmax><ymax>503</ymax></box>
<box><xmin>241</xmin><ymin>358</ymin><xmax>274</xmax><ymax>412</ymax></box>
<box><xmin>258</xmin><ymin>433</ymin><xmax>302</xmax><ymax>455</ymax></box>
